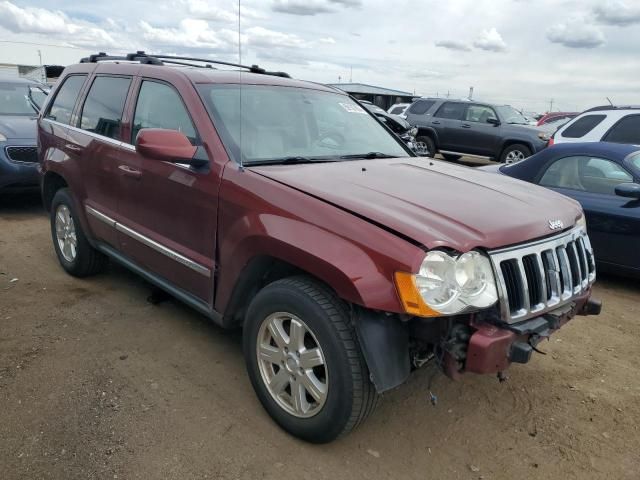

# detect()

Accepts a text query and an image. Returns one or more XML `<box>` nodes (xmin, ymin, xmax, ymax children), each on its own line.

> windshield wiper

<box><xmin>245</xmin><ymin>156</ymin><xmax>336</xmax><ymax>166</ymax></box>
<box><xmin>339</xmin><ymin>152</ymin><xmax>397</xmax><ymax>159</ymax></box>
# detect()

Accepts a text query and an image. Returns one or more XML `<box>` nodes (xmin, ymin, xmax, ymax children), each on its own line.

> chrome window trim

<box><xmin>85</xmin><ymin>205</ymin><xmax>211</xmax><ymax>278</ymax></box>
<box><xmin>42</xmin><ymin>118</ymin><xmax>136</xmax><ymax>151</ymax></box>
<box><xmin>489</xmin><ymin>226</ymin><xmax>595</xmax><ymax>324</ymax></box>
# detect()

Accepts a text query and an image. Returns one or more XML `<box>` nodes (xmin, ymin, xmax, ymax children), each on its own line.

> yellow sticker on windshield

<box><xmin>339</xmin><ymin>102</ymin><xmax>367</xmax><ymax>114</ymax></box>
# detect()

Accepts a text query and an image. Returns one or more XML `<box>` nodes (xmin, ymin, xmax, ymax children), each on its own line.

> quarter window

<box><xmin>602</xmin><ymin>115</ymin><xmax>640</xmax><ymax>144</ymax></box>
<box><xmin>434</xmin><ymin>102</ymin><xmax>466</xmax><ymax>120</ymax></box>
<box><xmin>540</xmin><ymin>156</ymin><xmax>632</xmax><ymax>195</ymax></box>
<box><xmin>79</xmin><ymin>76</ymin><xmax>131</xmax><ymax>139</ymax></box>
<box><xmin>465</xmin><ymin>105</ymin><xmax>497</xmax><ymax>123</ymax></box>
<box><xmin>408</xmin><ymin>100</ymin><xmax>435</xmax><ymax>115</ymax></box>
<box><xmin>46</xmin><ymin>75</ymin><xmax>86</xmax><ymax>125</ymax></box>
<box><xmin>560</xmin><ymin>115</ymin><xmax>606</xmax><ymax>138</ymax></box>
<box><xmin>132</xmin><ymin>81</ymin><xmax>197</xmax><ymax>144</ymax></box>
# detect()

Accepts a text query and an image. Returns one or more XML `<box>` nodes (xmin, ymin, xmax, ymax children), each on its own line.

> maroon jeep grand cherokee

<box><xmin>38</xmin><ymin>52</ymin><xmax>601</xmax><ymax>443</ymax></box>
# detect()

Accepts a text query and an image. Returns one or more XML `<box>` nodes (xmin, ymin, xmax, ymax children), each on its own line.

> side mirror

<box><xmin>615</xmin><ymin>182</ymin><xmax>640</xmax><ymax>199</ymax></box>
<box><xmin>135</xmin><ymin>128</ymin><xmax>198</xmax><ymax>163</ymax></box>
<box><xmin>487</xmin><ymin>118</ymin><xmax>501</xmax><ymax>126</ymax></box>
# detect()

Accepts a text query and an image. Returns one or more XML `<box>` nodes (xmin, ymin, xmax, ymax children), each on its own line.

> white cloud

<box><xmin>319</xmin><ymin>36</ymin><xmax>336</xmax><ymax>44</ymax></box>
<box><xmin>473</xmin><ymin>28</ymin><xmax>507</xmax><ymax>52</ymax></box>
<box><xmin>593</xmin><ymin>1</ymin><xmax>640</xmax><ymax>26</ymax></box>
<box><xmin>272</xmin><ymin>0</ymin><xmax>334</xmax><ymax>16</ymax></box>
<box><xmin>139</xmin><ymin>19</ymin><xmax>238</xmax><ymax>52</ymax></box>
<box><xmin>0</xmin><ymin>1</ymin><xmax>118</xmax><ymax>47</ymax></box>
<box><xmin>547</xmin><ymin>18</ymin><xmax>605</xmax><ymax>48</ymax></box>
<box><xmin>435</xmin><ymin>40</ymin><xmax>471</xmax><ymax>51</ymax></box>
<box><xmin>183</xmin><ymin>0</ymin><xmax>237</xmax><ymax>22</ymax></box>
<box><xmin>245</xmin><ymin>26</ymin><xmax>307</xmax><ymax>48</ymax></box>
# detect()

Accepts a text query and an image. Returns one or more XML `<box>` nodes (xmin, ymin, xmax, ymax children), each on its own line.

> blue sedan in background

<box><xmin>482</xmin><ymin>142</ymin><xmax>640</xmax><ymax>278</ymax></box>
<box><xmin>0</xmin><ymin>77</ymin><xmax>48</xmax><ymax>192</ymax></box>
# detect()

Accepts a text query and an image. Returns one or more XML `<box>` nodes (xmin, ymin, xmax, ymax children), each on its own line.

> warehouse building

<box><xmin>326</xmin><ymin>82</ymin><xmax>416</xmax><ymax>110</ymax></box>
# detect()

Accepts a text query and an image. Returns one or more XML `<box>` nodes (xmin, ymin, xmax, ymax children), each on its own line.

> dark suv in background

<box><xmin>406</xmin><ymin>98</ymin><xmax>550</xmax><ymax>163</ymax></box>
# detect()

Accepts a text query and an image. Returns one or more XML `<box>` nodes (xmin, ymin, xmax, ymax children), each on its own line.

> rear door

<box><xmin>430</xmin><ymin>102</ymin><xmax>467</xmax><ymax>151</ymax></box>
<box><xmin>64</xmin><ymin>74</ymin><xmax>133</xmax><ymax>248</ymax></box>
<box><xmin>538</xmin><ymin>155</ymin><xmax>640</xmax><ymax>270</ymax></box>
<box><xmin>116</xmin><ymin>77</ymin><xmax>221</xmax><ymax>303</ymax></box>
<box><xmin>456</xmin><ymin>104</ymin><xmax>501</xmax><ymax>156</ymax></box>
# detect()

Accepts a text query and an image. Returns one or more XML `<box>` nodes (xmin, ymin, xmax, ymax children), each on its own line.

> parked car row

<box><xmin>35</xmin><ymin>51</ymin><xmax>602</xmax><ymax>443</ymax></box>
<box><xmin>0</xmin><ymin>76</ymin><xmax>48</xmax><ymax>191</ymax></box>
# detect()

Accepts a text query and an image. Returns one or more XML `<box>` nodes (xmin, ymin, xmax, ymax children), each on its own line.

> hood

<box><xmin>250</xmin><ymin>158</ymin><xmax>582</xmax><ymax>252</ymax></box>
<box><xmin>507</xmin><ymin>123</ymin><xmax>548</xmax><ymax>135</ymax></box>
<box><xmin>0</xmin><ymin>115</ymin><xmax>38</xmax><ymax>140</ymax></box>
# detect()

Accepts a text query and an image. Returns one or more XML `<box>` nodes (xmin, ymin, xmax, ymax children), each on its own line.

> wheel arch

<box><xmin>42</xmin><ymin>171</ymin><xmax>69</xmax><ymax>212</ymax></box>
<box><xmin>499</xmin><ymin>139</ymin><xmax>534</xmax><ymax>159</ymax></box>
<box><xmin>416</xmin><ymin>126</ymin><xmax>439</xmax><ymax>145</ymax></box>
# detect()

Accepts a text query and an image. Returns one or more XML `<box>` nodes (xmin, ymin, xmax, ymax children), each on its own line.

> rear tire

<box><xmin>243</xmin><ymin>276</ymin><xmax>378</xmax><ymax>443</ymax></box>
<box><xmin>50</xmin><ymin>188</ymin><xmax>108</xmax><ymax>277</ymax></box>
<box><xmin>442</xmin><ymin>153</ymin><xmax>461</xmax><ymax>162</ymax></box>
<box><xmin>500</xmin><ymin>144</ymin><xmax>531</xmax><ymax>164</ymax></box>
<box><xmin>416</xmin><ymin>135</ymin><xmax>436</xmax><ymax>158</ymax></box>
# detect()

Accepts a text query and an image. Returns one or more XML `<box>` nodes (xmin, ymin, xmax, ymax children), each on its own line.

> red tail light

<box><xmin>548</xmin><ymin>137</ymin><xmax>555</xmax><ymax>146</ymax></box>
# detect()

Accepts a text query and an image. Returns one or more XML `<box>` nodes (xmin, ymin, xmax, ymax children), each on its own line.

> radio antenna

<box><xmin>238</xmin><ymin>0</ymin><xmax>243</xmax><ymax>169</ymax></box>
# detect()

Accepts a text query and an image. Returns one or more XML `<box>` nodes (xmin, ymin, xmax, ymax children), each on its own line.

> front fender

<box><xmin>214</xmin><ymin>167</ymin><xmax>425</xmax><ymax>317</ymax></box>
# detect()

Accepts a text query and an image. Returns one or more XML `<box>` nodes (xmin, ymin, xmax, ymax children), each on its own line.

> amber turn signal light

<box><xmin>394</xmin><ymin>272</ymin><xmax>440</xmax><ymax>317</ymax></box>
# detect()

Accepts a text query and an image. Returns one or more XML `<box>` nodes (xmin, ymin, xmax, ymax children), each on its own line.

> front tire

<box><xmin>50</xmin><ymin>188</ymin><xmax>108</xmax><ymax>277</ymax></box>
<box><xmin>416</xmin><ymin>135</ymin><xmax>436</xmax><ymax>158</ymax></box>
<box><xmin>500</xmin><ymin>144</ymin><xmax>531</xmax><ymax>164</ymax></box>
<box><xmin>243</xmin><ymin>276</ymin><xmax>378</xmax><ymax>443</ymax></box>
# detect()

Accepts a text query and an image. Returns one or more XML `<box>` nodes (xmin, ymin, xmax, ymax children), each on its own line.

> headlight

<box><xmin>576</xmin><ymin>213</ymin><xmax>586</xmax><ymax>229</ymax></box>
<box><xmin>538</xmin><ymin>132</ymin><xmax>551</xmax><ymax>141</ymax></box>
<box><xmin>395</xmin><ymin>250</ymin><xmax>498</xmax><ymax>317</ymax></box>
<box><xmin>409</xmin><ymin>127</ymin><xmax>418</xmax><ymax>137</ymax></box>
<box><xmin>0</xmin><ymin>132</ymin><xmax>6</xmax><ymax>142</ymax></box>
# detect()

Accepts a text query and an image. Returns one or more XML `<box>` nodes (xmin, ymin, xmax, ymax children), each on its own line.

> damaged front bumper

<box><xmin>463</xmin><ymin>292</ymin><xmax>601</xmax><ymax>376</ymax></box>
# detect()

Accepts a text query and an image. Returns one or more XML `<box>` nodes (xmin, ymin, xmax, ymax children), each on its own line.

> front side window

<box><xmin>495</xmin><ymin>106</ymin><xmax>528</xmax><ymax>125</ymax></box>
<box><xmin>465</xmin><ymin>105</ymin><xmax>497</xmax><ymax>123</ymax></box>
<box><xmin>602</xmin><ymin>115</ymin><xmax>640</xmax><ymax>144</ymax></box>
<box><xmin>132</xmin><ymin>81</ymin><xmax>197</xmax><ymax>144</ymax></box>
<box><xmin>79</xmin><ymin>76</ymin><xmax>131</xmax><ymax>139</ymax></box>
<box><xmin>560</xmin><ymin>115</ymin><xmax>606</xmax><ymax>138</ymax></box>
<box><xmin>198</xmin><ymin>84</ymin><xmax>409</xmax><ymax>164</ymax></box>
<box><xmin>434</xmin><ymin>102</ymin><xmax>466</xmax><ymax>120</ymax></box>
<box><xmin>540</xmin><ymin>156</ymin><xmax>632</xmax><ymax>195</ymax></box>
<box><xmin>46</xmin><ymin>75</ymin><xmax>86</xmax><ymax>124</ymax></box>
<box><xmin>629</xmin><ymin>152</ymin><xmax>640</xmax><ymax>173</ymax></box>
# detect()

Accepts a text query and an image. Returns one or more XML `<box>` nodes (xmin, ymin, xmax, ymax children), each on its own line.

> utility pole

<box><xmin>37</xmin><ymin>49</ymin><xmax>45</xmax><ymax>83</ymax></box>
<box><xmin>468</xmin><ymin>86</ymin><xmax>474</xmax><ymax>100</ymax></box>
<box><xmin>349</xmin><ymin>66</ymin><xmax>352</xmax><ymax>83</ymax></box>
<box><xmin>338</xmin><ymin>75</ymin><xmax>341</xmax><ymax>83</ymax></box>
<box><xmin>549</xmin><ymin>98</ymin><xmax>554</xmax><ymax>113</ymax></box>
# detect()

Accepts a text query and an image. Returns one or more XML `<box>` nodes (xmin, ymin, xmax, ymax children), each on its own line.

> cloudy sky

<box><xmin>1</xmin><ymin>0</ymin><xmax>639</xmax><ymax>112</ymax></box>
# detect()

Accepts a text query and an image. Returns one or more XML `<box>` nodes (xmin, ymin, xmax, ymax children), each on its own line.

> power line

<box><xmin>0</xmin><ymin>40</ymin><xmax>86</xmax><ymax>50</ymax></box>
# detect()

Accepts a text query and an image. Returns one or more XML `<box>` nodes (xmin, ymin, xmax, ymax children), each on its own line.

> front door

<box><xmin>116</xmin><ymin>78</ymin><xmax>220</xmax><ymax>303</ymax></box>
<box><xmin>455</xmin><ymin>104</ymin><xmax>501</xmax><ymax>156</ymax></box>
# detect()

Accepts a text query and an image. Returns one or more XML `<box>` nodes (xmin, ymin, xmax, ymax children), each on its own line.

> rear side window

<box><xmin>602</xmin><ymin>115</ymin><xmax>640</xmax><ymax>144</ymax></box>
<box><xmin>560</xmin><ymin>114</ymin><xmax>606</xmax><ymax>138</ymax></box>
<box><xmin>389</xmin><ymin>106</ymin><xmax>405</xmax><ymax>115</ymax></box>
<box><xmin>79</xmin><ymin>76</ymin><xmax>131</xmax><ymax>140</ymax></box>
<box><xmin>434</xmin><ymin>102</ymin><xmax>466</xmax><ymax>120</ymax></box>
<box><xmin>46</xmin><ymin>75</ymin><xmax>86</xmax><ymax>125</ymax></box>
<box><xmin>408</xmin><ymin>100</ymin><xmax>435</xmax><ymax>115</ymax></box>
<box><xmin>132</xmin><ymin>81</ymin><xmax>197</xmax><ymax>144</ymax></box>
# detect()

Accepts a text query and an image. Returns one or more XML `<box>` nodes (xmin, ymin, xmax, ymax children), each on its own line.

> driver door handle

<box><xmin>118</xmin><ymin>165</ymin><xmax>142</xmax><ymax>179</ymax></box>
<box><xmin>461</xmin><ymin>123</ymin><xmax>471</xmax><ymax>128</ymax></box>
<box><xmin>432</xmin><ymin>120</ymin><xmax>441</xmax><ymax>125</ymax></box>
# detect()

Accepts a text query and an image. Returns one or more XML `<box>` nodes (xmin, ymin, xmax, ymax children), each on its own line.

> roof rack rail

<box><xmin>79</xmin><ymin>51</ymin><xmax>291</xmax><ymax>78</ymax></box>
<box><xmin>584</xmin><ymin>105</ymin><xmax>640</xmax><ymax>113</ymax></box>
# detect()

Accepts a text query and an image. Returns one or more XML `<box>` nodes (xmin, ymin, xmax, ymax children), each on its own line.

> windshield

<box><xmin>0</xmin><ymin>82</ymin><xmax>47</xmax><ymax>116</ymax></box>
<box><xmin>496</xmin><ymin>105</ymin><xmax>529</xmax><ymax>125</ymax></box>
<box><xmin>197</xmin><ymin>84</ymin><xmax>409</xmax><ymax>164</ymax></box>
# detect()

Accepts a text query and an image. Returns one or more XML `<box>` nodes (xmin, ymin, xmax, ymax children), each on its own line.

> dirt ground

<box><xmin>1</xmin><ymin>191</ymin><xmax>639</xmax><ymax>480</ymax></box>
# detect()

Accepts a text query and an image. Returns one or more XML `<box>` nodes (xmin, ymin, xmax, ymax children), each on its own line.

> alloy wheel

<box><xmin>256</xmin><ymin>312</ymin><xmax>328</xmax><ymax>418</ymax></box>
<box><xmin>505</xmin><ymin>150</ymin><xmax>526</xmax><ymax>164</ymax></box>
<box><xmin>55</xmin><ymin>204</ymin><xmax>78</xmax><ymax>262</ymax></box>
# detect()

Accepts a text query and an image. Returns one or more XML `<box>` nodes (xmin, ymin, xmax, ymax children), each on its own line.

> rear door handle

<box><xmin>432</xmin><ymin>120</ymin><xmax>441</xmax><ymax>125</ymax></box>
<box><xmin>461</xmin><ymin>124</ymin><xmax>471</xmax><ymax>128</ymax></box>
<box><xmin>118</xmin><ymin>165</ymin><xmax>142</xmax><ymax>179</ymax></box>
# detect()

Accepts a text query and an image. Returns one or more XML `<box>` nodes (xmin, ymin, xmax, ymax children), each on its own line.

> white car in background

<box><xmin>552</xmin><ymin>106</ymin><xmax>640</xmax><ymax>145</ymax></box>
<box><xmin>387</xmin><ymin>103</ymin><xmax>410</xmax><ymax>115</ymax></box>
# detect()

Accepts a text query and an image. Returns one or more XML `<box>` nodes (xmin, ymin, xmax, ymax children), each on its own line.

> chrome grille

<box><xmin>5</xmin><ymin>146</ymin><xmax>38</xmax><ymax>163</ymax></box>
<box><xmin>489</xmin><ymin>227</ymin><xmax>595</xmax><ymax>323</ymax></box>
